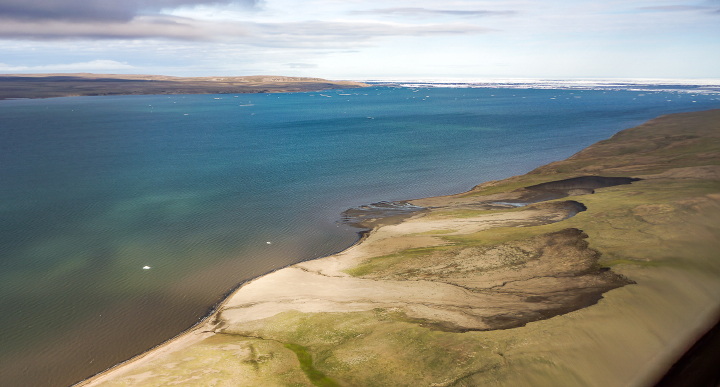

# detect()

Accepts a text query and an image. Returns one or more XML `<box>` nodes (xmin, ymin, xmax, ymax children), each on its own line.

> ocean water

<box><xmin>1</xmin><ymin>86</ymin><xmax>719</xmax><ymax>387</ymax></box>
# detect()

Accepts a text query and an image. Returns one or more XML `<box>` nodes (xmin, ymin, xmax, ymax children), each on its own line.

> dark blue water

<box><xmin>1</xmin><ymin>86</ymin><xmax>718</xmax><ymax>386</ymax></box>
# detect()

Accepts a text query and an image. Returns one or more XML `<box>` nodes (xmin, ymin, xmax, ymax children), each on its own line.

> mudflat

<box><xmin>80</xmin><ymin>109</ymin><xmax>720</xmax><ymax>387</ymax></box>
<box><xmin>0</xmin><ymin>74</ymin><xmax>367</xmax><ymax>100</ymax></box>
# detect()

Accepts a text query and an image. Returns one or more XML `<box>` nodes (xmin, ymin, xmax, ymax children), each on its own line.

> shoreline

<box><xmin>73</xmin><ymin>227</ymin><xmax>374</xmax><ymax>387</ymax></box>
<box><xmin>73</xmin><ymin>169</ymin><xmax>621</xmax><ymax>385</ymax></box>
<box><xmin>72</xmin><ymin>151</ymin><xmax>576</xmax><ymax>386</ymax></box>
<box><xmin>78</xmin><ymin>109</ymin><xmax>720</xmax><ymax>387</ymax></box>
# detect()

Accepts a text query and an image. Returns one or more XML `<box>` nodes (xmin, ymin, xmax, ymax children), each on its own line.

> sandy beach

<box><xmin>77</xmin><ymin>109</ymin><xmax>720</xmax><ymax>387</ymax></box>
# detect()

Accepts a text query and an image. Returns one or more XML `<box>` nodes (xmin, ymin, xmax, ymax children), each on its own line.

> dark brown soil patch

<box><xmin>360</xmin><ymin>228</ymin><xmax>634</xmax><ymax>332</ymax></box>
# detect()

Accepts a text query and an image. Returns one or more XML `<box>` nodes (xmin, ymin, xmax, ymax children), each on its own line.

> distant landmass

<box><xmin>0</xmin><ymin>74</ymin><xmax>368</xmax><ymax>100</ymax></box>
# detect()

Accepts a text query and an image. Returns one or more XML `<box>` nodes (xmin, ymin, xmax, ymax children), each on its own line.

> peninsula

<box><xmin>0</xmin><ymin>74</ymin><xmax>367</xmax><ymax>100</ymax></box>
<box><xmin>77</xmin><ymin>109</ymin><xmax>720</xmax><ymax>386</ymax></box>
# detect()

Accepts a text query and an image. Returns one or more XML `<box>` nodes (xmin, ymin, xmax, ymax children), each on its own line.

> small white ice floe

<box><xmin>143</xmin><ymin>266</ymin><xmax>151</xmax><ymax>270</ymax></box>
<box><xmin>266</xmin><ymin>241</ymin><xmax>272</xmax><ymax>245</ymax></box>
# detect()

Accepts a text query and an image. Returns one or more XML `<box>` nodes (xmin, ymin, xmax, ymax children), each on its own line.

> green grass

<box><xmin>231</xmin><ymin>309</ymin><xmax>504</xmax><ymax>387</ymax></box>
<box><xmin>599</xmin><ymin>259</ymin><xmax>664</xmax><ymax>268</ymax></box>
<box><xmin>284</xmin><ymin>343</ymin><xmax>342</xmax><ymax>387</ymax></box>
<box><xmin>460</xmin><ymin>176</ymin><xmax>564</xmax><ymax>197</ymax></box>
<box><xmin>441</xmin><ymin>223</ymin><xmax>563</xmax><ymax>248</ymax></box>
<box><xmin>423</xmin><ymin>208</ymin><xmax>519</xmax><ymax>219</ymax></box>
<box><xmin>343</xmin><ymin>246</ymin><xmax>450</xmax><ymax>277</ymax></box>
<box><xmin>409</xmin><ymin>229</ymin><xmax>459</xmax><ymax>235</ymax></box>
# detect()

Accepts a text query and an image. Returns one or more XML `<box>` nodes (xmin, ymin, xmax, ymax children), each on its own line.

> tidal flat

<box><xmin>80</xmin><ymin>110</ymin><xmax>720</xmax><ymax>387</ymax></box>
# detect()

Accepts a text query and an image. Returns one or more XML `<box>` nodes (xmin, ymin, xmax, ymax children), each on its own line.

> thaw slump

<box><xmin>353</xmin><ymin>228</ymin><xmax>634</xmax><ymax>331</ymax></box>
<box><xmin>300</xmin><ymin>176</ymin><xmax>641</xmax><ymax>332</ymax></box>
<box><xmin>220</xmin><ymin>176</ymin><xmax>641</xmax><ymax>334</ymax></box>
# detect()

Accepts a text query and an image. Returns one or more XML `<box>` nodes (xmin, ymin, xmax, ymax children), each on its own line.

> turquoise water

<box><xmin>1</xmin><ymin>87</ymin><xmax>719</xmax><ymax>386</ymax></box>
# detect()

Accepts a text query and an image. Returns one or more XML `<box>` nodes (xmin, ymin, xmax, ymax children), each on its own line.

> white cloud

<box><xmin>0</xmin><ymin>16</ymin><xmax>225</xmax><ymax>40</ymax></box>
<box><xmin>0</xmin><ymin>0</ymin><xmax>258</xmax><ymax>22</ymax></box>
<box><xmin>636</xmin><ymin>5</ymin><xmax>715</xmax><ymax>12</ymax></box>
<box><xmin>285</xmin><ymin>63</ymin><xmax>318</xmax><ymax>68</ymax></box>
<box><xmin>349</xmin><ymin>7</ymin><xmax>517</xmax><ymax>18</ymax></box>
<box><xmin>0</xmin><ymin>15</ymin><xmax>490</xmax><ymax>45</ymax></box>
<box><xmin>0</xmin><ymin>60</ymin><xmax>135</xmax><ymax>72</ymax></box>
<box><xmin>0</xmin><ymin>0</ymin><xmax>718</xmax><ymax>78</ymax></box>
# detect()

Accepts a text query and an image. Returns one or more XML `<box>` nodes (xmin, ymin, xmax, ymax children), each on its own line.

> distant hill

<box><xmin>0</xmin><ymin>73</ymin><xmax>368</xmax><ymax>100</ymax></box>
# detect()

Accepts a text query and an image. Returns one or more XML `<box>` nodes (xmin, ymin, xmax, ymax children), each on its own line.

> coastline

<box><xmin>78</xmin><ymin>109</ymin><xmax>720</xmax><ymax>387</ymax></box>
<box><xmin>73</xmin><ymin>165</ymin><xmax>600</xmax><ymax>386</ymax></box>
<box><xmin>74</xmin><ymin>195</ymin><xmax>591</xmax><ymax>386</ymax></box>
<box><xmin>72</xmin><ymin>230</ymin><xmax>373</xmax><ymax>387</ymax></box>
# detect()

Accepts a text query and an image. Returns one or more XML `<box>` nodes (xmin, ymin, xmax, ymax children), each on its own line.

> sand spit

<box><xmin>79</xmin><ymin>109</ymin><xmax>720</xmax><ymax>387</ymax></box>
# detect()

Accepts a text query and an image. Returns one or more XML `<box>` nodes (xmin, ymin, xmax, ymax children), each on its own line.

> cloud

<box><xmin>0</xmin><ymin>60</ymin><xmax>135</xmax><ymax>72</ymax></box>
<box><xmin>0</xmin><ymin>16</ymin><xmax>225</xmax><ymax>40</ymax></box>
<box><xmin>636</xmin><ymin>5</ymin><xmax>713</xmax><ymax>12</ymax></box>
<box><xmin>350</xmin><ymin>7</ymin><xmax>516</xmax><ymax>18</ymax></box>
<box><xmin>285</xmin><ymin>63</ymin><xmax>318</xmax><ymax>68</ymax></box>
<box><xmin>254</xmin><ymin>21</ymin><xmax>491</xmax><ymax>37</ymax></box>
<box><xmin>0</xmin><ymin>0</ymin><xmax>259</xmax><ymax>22</ymax></box>
<box><xmin>243</xmin><ymin>21</ymin><xmax>493</xmax><ymax>49</ymax></box>
<box><xmin>0</xmin><ymin>1</ymin><xmax>494</xmax><ymax>44</ymax></box>
<box><xmin>0</xmin><ymin>17</ymin><xmax>490</xmax><ymax>44</ymax></box>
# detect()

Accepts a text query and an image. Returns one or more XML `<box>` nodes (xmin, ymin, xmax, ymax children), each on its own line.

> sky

<box><xmin>0</xmin><ymin>0</ymin><xmax>718</xmax><ymax>79</ymax></box>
